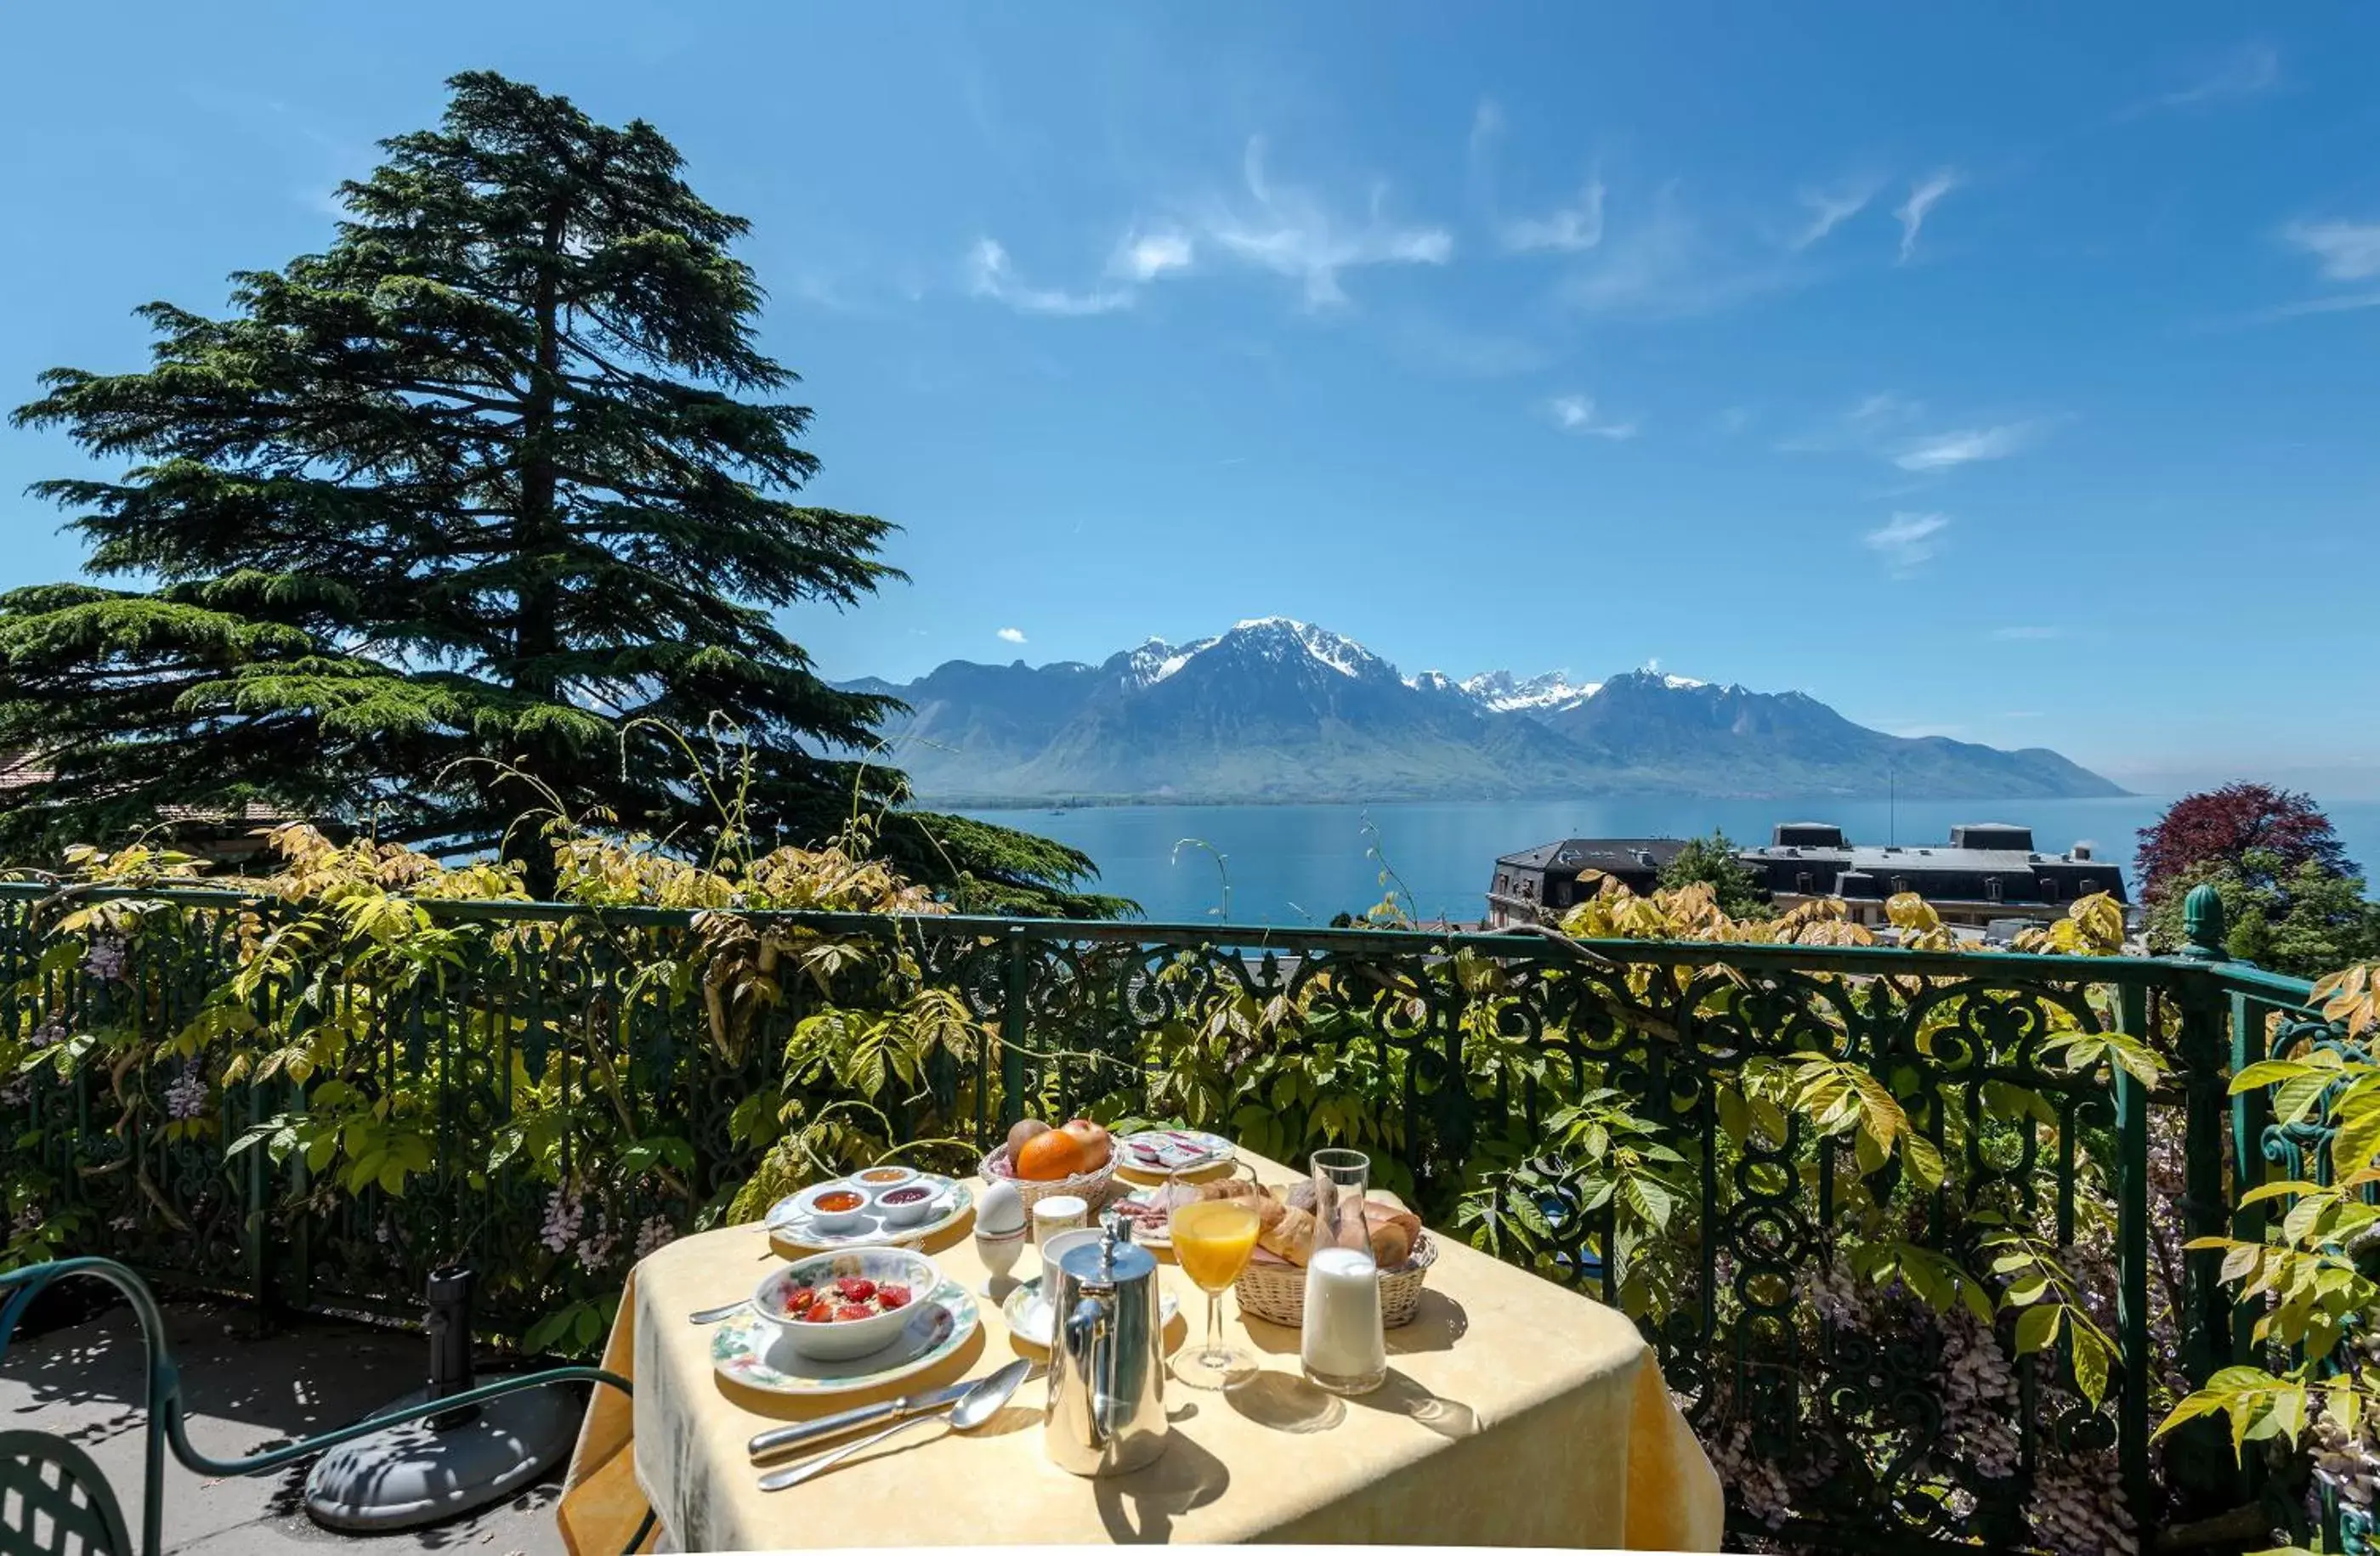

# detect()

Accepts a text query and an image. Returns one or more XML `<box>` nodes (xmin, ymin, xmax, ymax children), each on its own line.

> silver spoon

<box><xmin>758</xmin><ymin>1358</ymin><xmax>1031</xmax><ymax>1492</ymax></box>
<box><xmin>688</xmin><ymin>1300</ymin><xmax>746</xmax><ymax>1325</ymax></box>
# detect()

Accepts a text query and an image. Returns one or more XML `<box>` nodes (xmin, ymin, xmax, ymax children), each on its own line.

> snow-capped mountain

<box><xmin>1448</xmin><ymin>670</ymin><xmax>1606</xmax><ymax>714</ymax></box>
<box><xmin>842</xmin><ymin>620</ymin><xmax>2123</xmax><ymax>805</ymax></box>
<box><xmin>1124</xmin><ymin>619</ymin><xmax>1402</xmax><ymax>692</ymax></box>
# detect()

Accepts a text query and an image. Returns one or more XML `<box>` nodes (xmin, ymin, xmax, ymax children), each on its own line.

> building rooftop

<box><xmin>1850</xmin><ymin>846</ymin><xmax>2043</xmax><ymax>874</ymax></box>
<box><xmin>1494</xmin><ymin>837</ymin><xmax>1685</xmax><ymax>873</ymax></box>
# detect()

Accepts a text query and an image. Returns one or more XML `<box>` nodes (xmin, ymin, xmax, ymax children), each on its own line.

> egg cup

<box><xmin>975</xmin><ymin>1224</ymin><xmax>1028</xmax><ymax>1297</ymax></box>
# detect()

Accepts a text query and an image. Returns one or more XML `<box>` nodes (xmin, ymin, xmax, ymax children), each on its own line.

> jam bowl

<box><xmin>852</xmin><ymin>1164</ymin><xmax>921</xmax><ymax>1193</ymax></box>
<box><xmin>791</xmin><ymin>1180</ymin><xmax>870</xmax><ymax>1235</ymax></box>
<box><xmin>872</xmin><ymin>1180</ymin><xmax>944</xmax><ymax>1227</ymax></box>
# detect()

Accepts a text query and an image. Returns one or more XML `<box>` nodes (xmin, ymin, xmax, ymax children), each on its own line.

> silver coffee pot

<box><xmin>1044</xmin><ymin>1214</ymin><xmax>1169</xmax><ymax>1476</ymax></box>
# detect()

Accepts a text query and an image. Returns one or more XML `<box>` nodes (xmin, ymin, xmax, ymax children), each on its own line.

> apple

<box><xmin>1006</xmin><ymin>1117</ymin><xmax>1052</xmax><ymax>1161</ymax></box>
<box><xmin>1058</xmin><ymin>1118</ymin><xmax>1111</xmax><ymax>1170</ymax></box>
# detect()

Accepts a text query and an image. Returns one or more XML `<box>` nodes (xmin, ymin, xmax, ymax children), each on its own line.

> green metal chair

<box><xmin>0</xmin><ymin>1257</ymin><xmax>654</xmax><ymax>1556</ymax></box>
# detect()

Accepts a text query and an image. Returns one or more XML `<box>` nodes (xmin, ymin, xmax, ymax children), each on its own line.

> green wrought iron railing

<box><xmin>0</xmin><ymin>881</ymin><xmax>2342</xmax><ymax>1552</ymax></box>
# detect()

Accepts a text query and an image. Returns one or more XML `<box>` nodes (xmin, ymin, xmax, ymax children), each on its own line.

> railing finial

<box><xmin>2180</xmin><ymin>882</ymin><xmax>2228</xmax><ymax>962</ymax></box>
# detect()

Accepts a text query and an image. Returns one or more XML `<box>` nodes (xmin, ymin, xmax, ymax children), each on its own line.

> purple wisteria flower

<box><xmin>82</xmin><ymin>937</ymin><xmax>127</xmax><ymax>983</ymax></box>
<box><xmin>633</xmin><ymin>1214</ymin><xmax>677</xmax><ymax>1260</ymax></box>
<box><xmin>164</xmin><ymin>1062</ymin><xmax>207</xmax><ymax>1121</ymax></box>
<box><xmin>540</xmin><ymin>1186</ymin><xmax>585</xmax><ymax>1253</ymax></box>
<box><xmin>575</xmin><ymin>1213</ymin><xmax>618</xmax><ymax>1271</ymax></box>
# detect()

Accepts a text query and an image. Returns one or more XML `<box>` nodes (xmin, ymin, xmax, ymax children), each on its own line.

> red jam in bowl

<box><xmin>880</xmin><ymin>1186</ymin><xmax>932</xmax><ymax>1207</ymax></box>
<box><xmin>813</xmin><ymin>1190</ymin><xmax>864</xmax><ymax>1214</ymax></box>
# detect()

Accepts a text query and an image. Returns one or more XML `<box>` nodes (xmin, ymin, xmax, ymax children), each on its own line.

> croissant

<box><xmin>1262</xmin><ymin>1185</ymin><xmax>1419</xmax><ymax>1268</ymax></box>
<box><xmin>1254</xmin><ymin>1196</ymin><xmax>1319</xmax><ymax>1265</ymax></box>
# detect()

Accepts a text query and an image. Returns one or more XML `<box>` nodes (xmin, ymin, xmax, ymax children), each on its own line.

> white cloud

<box><xmin>2128</xmin><ymin>42</ymin><xmax>2281</xmax><ymax>116</ymax></box>
<box><xmin>1501</xmin><ymin>176</ymin><xmax>1606</xmax><ymax>253</ymax></box>
<box><xmin>966</xmin><ymin>239</ymin><xmax>1134</xmax><ymax>316</ymax></box>
<box><xmin>1548</xmin><ymin>393</ymin><xmax>1639</xmax><ymax>440</ymax></box>
<box><xmin>1111</xmin><ymin>229</ymin><xmax>1194</xmax><ymax>282</ymax></box>
<box><xmin>1561</xmin><ymin>190</ymin><xmax>1801</xmax><ymax>320</ymax></box>
<box><xmin>1864</xmin><ymin>512</ymin><xmax>1950</xmax><ymax>575</ymax></box>
<box><xmin>1849</xmin><ymin>392</ymin><xmax>1924</xmax><ymax>432</ymax></box>
<box><xmin>996</xmin><ymin>627</ymin><xmax>1028</xmax><ymax>644</ymax></box>
<box><xmin>1992</xmin><ymin>625</ymin><xmax>2063</xmax><ymax>641</ymax></box>
<box><xmin>1468</xmin><ymin>100</ymin><xmax>1504</xmax><ymax>167</ymax></box>
<box><xmin>2284</xmin><ymin>220</ymin><xmax>2380</xmax><ymax>281</ymax></box>
<box><xmin>1773</xmin><ymin>391</ymin><xmax>1922</xmax><ymax>455</ymax></box>
<box><xmin>1790</xmin><ymin>182</ymin><xmax>1876</xmax><ymax>251</ymax></box>
<box><xmin>1893</xmin><ymin>423</ymin><xmax>2032</xmax><ymax>471</ymax></box>
<box><xmin>1199</xmin><ymin>138</ymin><xmax>1453</xmax><ymax>308</ymax></box>
<box><xmin>1894</xmin><ymin>170</ymin><xmax>1960</xmax><ymax>264</ymax></box>
<box><xmin>2258</xmin><ymin>290</ymin><xmax>2380</xmax><ymax>321</ymax></box>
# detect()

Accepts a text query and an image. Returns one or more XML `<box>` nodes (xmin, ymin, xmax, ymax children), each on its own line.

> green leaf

<box><xmin>2013</xmin><ymin>1302</ymin><xmax>2063</xmax><ymax>1356</ymax></box>
<box><xmin>2332</xmin><ymin>1101</ymin><xmax>2380</xmax><ymax>1180</ymax></box>
<box><xmin>2237</xmin><ymin>1179</ymin><xmax>2326</xmax><ymax>1208</ymax></box>
<box><xmin>2071</xmin><ymin>1327</ymin><xmax>2111</xmax><ymax>1407</ymax></box>
<box><xmin>1901</xmin><ymin>1134</ymin><xmax>1945</xmax><ymax>1191</ymax></box>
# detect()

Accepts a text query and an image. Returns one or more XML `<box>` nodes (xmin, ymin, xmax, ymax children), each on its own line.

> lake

<box><xmin>955</xmin><ymin>796</ymin><xmax>2380</xmax><ymax>927</ymax></box>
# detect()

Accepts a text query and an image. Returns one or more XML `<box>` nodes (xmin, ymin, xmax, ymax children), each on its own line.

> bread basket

<box><xmin>1233</xmin><ymin>1232</ymin><xmax>1439</xmax><ymax>1329</ymax></box>
<box><xmin>978</xmin><ymin>1142</ymin><xmax>1122</xmax><ymax>1214</ymax></box>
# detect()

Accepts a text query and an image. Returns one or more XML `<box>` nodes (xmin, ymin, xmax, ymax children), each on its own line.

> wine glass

<box><xmin>1168</xmin><ymin>1197</ymin><xmax>1261</xmax><ymax>1390</ymax></box>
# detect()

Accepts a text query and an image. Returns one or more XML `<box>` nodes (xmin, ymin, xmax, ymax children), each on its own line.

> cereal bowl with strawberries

<box><xmin>754</xmin><ymin>1247</ymin><xmax>943</xmax><ymax>1361</ymax></box>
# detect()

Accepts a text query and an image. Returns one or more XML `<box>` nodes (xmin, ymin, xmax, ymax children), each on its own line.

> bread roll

<box><xmin>1368</xmin><ymin>1206</ymin><xmax>1420</xmax><ymax>1268</ymax></box>
<box><xmin>1255</xmin><ymin>1197</ymin><xmax>1318</xmax><ymax>1265</ymax></box>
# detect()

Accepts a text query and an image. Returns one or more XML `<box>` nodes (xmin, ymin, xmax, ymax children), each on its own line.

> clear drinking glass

<box><xmin>1300</xmin><ymin>1147</ymin><xmax>1386</xmax><ymax>1395</ymax></box>
<box><xmin>1167</xmin><ymin>1197</ymin><xmax>1260</xmax><ymax>1390</ymax></box>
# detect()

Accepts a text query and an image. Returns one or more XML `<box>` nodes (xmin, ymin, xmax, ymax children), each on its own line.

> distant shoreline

<box><xmin>926</xmin><ymin>789</ymin><xmax>2142</xmax><ymax>812</ymax></box>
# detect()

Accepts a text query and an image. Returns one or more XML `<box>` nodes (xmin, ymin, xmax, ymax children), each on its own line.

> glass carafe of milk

<box><xmin>1300</xmin><ymin>1148</ymin><xmax>1387</xmax><ymax>1395</ymax></box>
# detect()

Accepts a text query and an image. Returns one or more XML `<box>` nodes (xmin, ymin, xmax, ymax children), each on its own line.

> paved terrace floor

<box><xmin>0</xmin><ymin>1294</ymin><xmax>570</xmax><ymax>1555</ymax></box>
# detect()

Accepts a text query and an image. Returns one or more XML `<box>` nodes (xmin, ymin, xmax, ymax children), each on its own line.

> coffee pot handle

<box><xmin>1064</xmin><ymin>1296</ymin><xmax>1114</xmax><ymax>1447</ymax></box>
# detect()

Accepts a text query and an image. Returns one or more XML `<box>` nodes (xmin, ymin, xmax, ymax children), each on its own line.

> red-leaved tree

<box><xmin>2135</xmin><ymin>783</ymin><xmax>2354</xmax><ymax>902</ymax></box>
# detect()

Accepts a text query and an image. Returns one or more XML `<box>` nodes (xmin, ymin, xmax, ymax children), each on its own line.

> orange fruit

<box><xmin>1015</xmin><ymin>1129</ymin><xmax>1087</xmax><ymax>1181</ymax></box>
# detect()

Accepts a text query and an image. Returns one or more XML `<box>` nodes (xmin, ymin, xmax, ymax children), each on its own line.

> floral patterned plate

<box><xmin>711</xmin><ymin>1276</ymin><xmax>979</xmax><ymax>1396</ymax></box>
<box><xmin>765</xmin><ymin>1175</ymin><xmax>974</xmax><ymax>1251</ymax></box>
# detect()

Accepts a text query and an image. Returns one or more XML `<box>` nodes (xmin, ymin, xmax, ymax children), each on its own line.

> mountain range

<box><xmin>840</xmin><ymin>618</ymin><xmax>2123</xmax><ymax>806</ymax></box>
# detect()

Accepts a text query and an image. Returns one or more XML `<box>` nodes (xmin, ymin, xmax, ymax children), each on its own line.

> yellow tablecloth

<box><xmin>558</xmin><ymin>1151</ymin><xmax>1722</xmax><ymax>1552</ymax></box>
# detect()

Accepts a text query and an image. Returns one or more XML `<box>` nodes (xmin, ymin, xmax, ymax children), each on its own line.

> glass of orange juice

<box><xmin>1168</xmin><ymin>1197</ymin><xmax>1261</xmax><ymax>1389</ymax></box>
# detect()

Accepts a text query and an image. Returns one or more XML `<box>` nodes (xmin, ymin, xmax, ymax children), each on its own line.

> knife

<box><xmin>748</xmin><ymin>1379</ymin><xmax>980</xmax><ymax>1463</ymax></box>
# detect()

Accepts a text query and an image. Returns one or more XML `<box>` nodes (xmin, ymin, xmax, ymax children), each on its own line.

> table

<box><xmin>556</xmin><ymin>1149</ymin><xmax>1722</xmax><ymax>1552</ymax></box>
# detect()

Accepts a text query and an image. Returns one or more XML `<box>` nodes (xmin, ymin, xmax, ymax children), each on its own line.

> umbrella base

<box><xmin>303</xmin><ymin>1383</ymin><xmax>580</xmax><ymax>1532</ymax></box>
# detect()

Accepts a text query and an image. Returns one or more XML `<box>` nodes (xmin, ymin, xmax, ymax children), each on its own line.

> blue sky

<box><xmin>4</xmin><ymin>3</ymin><xmax>2379</xmax><ymax>795</ymax></box>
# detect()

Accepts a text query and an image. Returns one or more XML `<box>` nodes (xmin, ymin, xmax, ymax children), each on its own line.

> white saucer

<box><xmin>999</xmin><ymin>1274</ymin><xmax>1180</xmax><ymax>1349</ymax></box>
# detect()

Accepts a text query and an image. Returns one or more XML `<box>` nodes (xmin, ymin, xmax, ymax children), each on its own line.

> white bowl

<box><xmin>851</xmin><ymin>1164</ymin><xmax>921</xmax><ymax>1194</ymax></box>
<box><xmin>754</xmin><ymin>1247</ymin><xmax>943</xmax><ymax>1361</ymax></box>
<box><xmin>790</xmin><ymin>1180</ymin><xmax>870</xmax><ymax>1235</ymax></box>
<box><xmin>871</xmin><ymin>1180</ymin><xmax>944</xmax><ymax>1227</ymax></box>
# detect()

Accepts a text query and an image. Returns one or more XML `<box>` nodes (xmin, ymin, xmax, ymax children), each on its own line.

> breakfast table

<box><xmin>554</xmin><ymin>1146</ymin><xmax>1723</xmax><ymax>1552</ymax></box>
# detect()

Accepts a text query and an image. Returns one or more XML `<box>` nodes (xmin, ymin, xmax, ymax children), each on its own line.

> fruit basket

<box><xmin>978</xmin><ymin>1142</ymin><xmax>1122</xmax><ymax>1214</ymax></box>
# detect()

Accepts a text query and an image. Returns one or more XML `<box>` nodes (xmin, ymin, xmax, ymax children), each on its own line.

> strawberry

<box><xmin>837</xmin><ymin>1278</ymin><xmax>876</xmax><ymax>1303</ymax></box>
<box><xmin>802</xmin><ymin>1304</ymin><xmax>834</xmax><ymax>1324</ymax></box>
<box><xmin>876</xmin><ymin>1283</ymin><xmax>911</xmax><ymax>1310</ymax></box>
<box><xmin>785</xmin><ymin>1287</ymin><xmax>816</xmax><ymax>1316</ymax></box>
<box><xmin>834</xmin><ymin>1304</ymin><xmax>874</xmax><ymax>1322</ymax></box>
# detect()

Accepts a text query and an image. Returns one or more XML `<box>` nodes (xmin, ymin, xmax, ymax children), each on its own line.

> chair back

<box><xmin>0</xmin><ymin>1429</ymin><xmax>136</xmax><ymax>1556</ymax></box>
